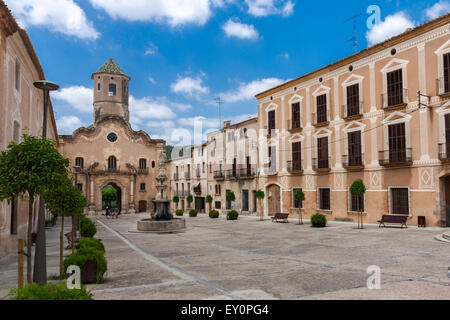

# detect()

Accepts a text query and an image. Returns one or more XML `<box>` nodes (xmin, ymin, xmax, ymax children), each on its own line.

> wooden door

<box><xmin>138</xmin><ymin>200</ymin><xmax>147</xmax><ymax>213</ymax></box>
<box><xmin>267</xmin><ymin>185</ymin><xmax>281</xmax><ymax>216</ymax></box>
<box><xmin>388</xmin><ymin>123</ymin><xmax>406</xmax><ymax>162</ymax></box>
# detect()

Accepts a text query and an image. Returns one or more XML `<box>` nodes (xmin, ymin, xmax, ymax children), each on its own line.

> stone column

<box><xmin>88</xmin><ymin>179</ymin><xmax>96</xmax><ymax>215</ymax></box>
<box><xmin>128</xmin><ymin>177</ymin><xmax>136</xmax><ymax>214</ymax></box>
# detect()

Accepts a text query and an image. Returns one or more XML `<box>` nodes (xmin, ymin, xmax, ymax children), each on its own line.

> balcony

<box><xmin>287</xmin><ymin>119</ymin><xmax>302</xmax><ymax>132</ymax></box>
<box><xmin>437</xmin><ymin>77</ymin><xmax>450</xmax><ymax>98</ymax></box>
<box><xmin>312</xmin><ymin>110</ymin><xmax>330</xmax><ymax>128</ymax></box>
<box><xmin>196</xmin><ymin>170</ymin><xmax>201</xmax><ymax>178</ymax></box>
<box><xmin>138</xmin><ymin>167</ymin><xmax>149</xmax><ymax>174</ymax></box>
<box><xmin>439</xmin><ymin>143</ymin><xmax>450</xmax><ymax>162</ymax></box>
<box><xmin>238</xmin><ymin>166</ymin><xmax>256</xmax><ymax>179</ymax></box>
<box><xmin>264</xmin><ymin>125</ymin><xmax>276</xmax><ymax>138</ymax></box>
<box><xmin>263</xmin><ymin>164</ymin><xmax>278</xmax><ymax>175</ymax></box>
<box><xmin>342</xmin><ymin>102</ymin><xmax>363</xmax><ymax>120</ymax></box>
<box><xmin>173</xmin><ymin>173</ymin><xmax>179</xmax><ymax>181</ymax></box>
<box><xmin>312</xmin><ymin>157</ymin><xmax>331</xmax><ymax>172</ymax></box>
<box><xmin>214</xmin><ymin>170</ymin><xmax>225</xmax><ymax>180</ymax></box>
<box><xmin>342</xmin><ymin>154</ymin><xmax>364</xmax><ymax>170</ymax></box>
<box><xmin>226</xmin><ymin>169</ymin><xmax>237</xmax><ymax>180</ymax></box>
<box><xmin>287</xmin><ymin>160</ymin><xmax>303</xmax><ymax>174</ymax></box>
<box><xmin>185</xmin><ymin>172</ymin><xmax>191</xmax><ymax>180</ymax></box>
<box><xmin>381</xmin><ymin>88</ymin><xmax>408</xmax><ymax>110</ymax></box>
<box><xmin>106</xmin><ymin>166</ymin><xmax>120</xmax><ymax>173</ymax></box>
<box><xmin>379</xmin><ymin>148</ymin><xmax>412</xmax><ymax>167</ymax></box>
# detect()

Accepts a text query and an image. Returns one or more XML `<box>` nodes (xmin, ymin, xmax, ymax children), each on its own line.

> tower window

<box><xmin>107</xmin><ymin>132</ymin><xmax>118</xmax><ymax>142</ymax></box>
<box><xmin>108</xmin><ymin>156</ymin><xmax>117</xmax><ymax>170</ymax></box>
<box><xmin>109</xmin><ymin>84</ymin><xmax>116</xmax><ymax>96</ymax></box>
<box><xmin>97</xmin><ymin>83</ymin><xmax>101</xmax><ymax>91</ymax></box>
<box><xmin>75</xmin><ymin>157</ymin><xmax>84</xmax><ymax>169</ymax></box>
<box><xmin>139</xmin><ymin>159</ymin><xmax>147</xmax><ymax>169</ymax></box>
<box><xmin>15</xmin><ymin>60</ymin><xmax>21</xmax><ymax>92</ymax></box>
<box><xmin>152</xmin><ymin>161</ymin><xmax>156</xmax><ymax>168</ymax></box>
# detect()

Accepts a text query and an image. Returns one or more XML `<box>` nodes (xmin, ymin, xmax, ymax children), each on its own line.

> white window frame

<box><xmin>342</xmin><ymin>120</ymin><xmax>366</xmax><ymax>164</ymax></box>
<box><xmin>313</xmin><ymin>128</ymin><xmax>332</xmax><ymax>165</ymax></box>
<box><xmin>312</xmin><ymin>85</ymin><xmax>331</xmax><ymax>124</ymax></box>
<box><xmin>380</xmin><ymin>58</ymin><xmax>409</xmax><ymax>105</ymax></box>
<box><xmin>382</xmin><ymin>111</ymin><xmax>412</xmax><ymax>152</ymax></box>
<box><xmin>288</xmin><ymin>94</ymin><xmax>303</xmax><ymax>129</ymax></box>
<box><xmin>435</xmin><ymin>40</ymin><xmax>450</xmax><ymax>95</ymax></box>
<box><xmin>437</xmin><ymin>102</ymin><xmax>450</xmax><ymax>145</ymax></box>
<box><xmin>341</xmin><ymin>74</ymin><xmax>364</xmax><ymax>117</ymax></box>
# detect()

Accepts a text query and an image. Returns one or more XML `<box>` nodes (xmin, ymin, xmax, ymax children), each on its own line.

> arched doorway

<box><xmin>266</xmin><ymin>184</ymin><xmax>281</xmax><ymax>216</ymax></box>
<box><xmin>102</xmin><ymin>183</ymin><xmax>122</xmax><ymax>213</ymax></box>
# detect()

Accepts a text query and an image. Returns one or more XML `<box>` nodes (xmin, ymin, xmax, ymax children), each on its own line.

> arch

<box><xmin>99</xmin><ymin>180</ymin><xmax>125</xmax><ymax>213</ymax></box>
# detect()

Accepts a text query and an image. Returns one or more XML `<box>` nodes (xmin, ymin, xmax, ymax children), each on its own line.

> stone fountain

<box><xmin>136</xmin><ymin>151</ymin><xmax>186</xmax><ymax>232</ymax></box>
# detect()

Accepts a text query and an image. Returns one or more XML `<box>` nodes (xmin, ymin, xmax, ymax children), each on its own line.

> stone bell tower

<box><xmin>92</xmin><ymin>58</ymin><xmax>131</xmax><ymax>123</ymax></box>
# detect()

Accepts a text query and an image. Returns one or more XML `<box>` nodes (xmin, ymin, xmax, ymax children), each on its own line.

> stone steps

<box><xmin>444</xmin><ymin>232</ymin><xmax>450</xmax><ymax>241</ymax></box>
<box><xmin>434</xmin><ymin>232</ymin><xmax>450</xmax><ymax>243</ymax></box>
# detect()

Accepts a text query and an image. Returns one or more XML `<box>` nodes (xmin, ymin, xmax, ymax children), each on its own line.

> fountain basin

<box><xmin>136</xmin><ymin>218</ymin><xmax>186</xmax><ymax>233</ymax></box>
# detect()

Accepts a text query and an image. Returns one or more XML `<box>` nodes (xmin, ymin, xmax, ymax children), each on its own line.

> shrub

<box><xmin>175</xmin><ymin>209</ymin><xmax>184</xmax><ymax>216</ymax></box>
<box><xmin>63</xmin><ymin>247</ymin><xmax>107</xmax><ymax>283</ymax></box>
<box><xmin>9</xmin><ymin>283</ymin><xmax>93</xmax><ymax>300</ymax></box>
<box><xmin>189</xmin><ymin>209</ymin><xmax>198</xmax><ymax>217</ymax></box>
<box><xmin>227</xmin><ymin>210</ymin><xmax>239</xmax><ymax>220</ymax></box>
<box><xmin>311</xmin><ymin>213</ymin><xmax>327</xmax><ymax>228</ymax></box>
<box><xmin>209</xmin><ymin>210</ymin><xmax>219</xmax><ymax>219</ymax></box>
<box><xmin>76</xmin><ymin>238</ymin><xmax>105</xmax><ymax>253</ymax></box>
<box><xmin>80</xmin><ymin>218</ymin><xmax>96</xmax><ymax>238</ymax></box>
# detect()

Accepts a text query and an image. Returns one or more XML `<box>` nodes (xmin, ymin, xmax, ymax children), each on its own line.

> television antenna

<box><xmin>344</xmin><ymin>13</ymin><xmax>362</xmax><ymax>53</ymax></box>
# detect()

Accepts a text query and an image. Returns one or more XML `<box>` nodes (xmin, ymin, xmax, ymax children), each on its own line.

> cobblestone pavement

<box><xmin>1</xmin><ymin>213</ymin><xmax>449</xmax><ymax>300</ymax></box>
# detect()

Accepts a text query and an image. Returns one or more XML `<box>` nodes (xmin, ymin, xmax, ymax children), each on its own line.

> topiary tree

<box><xmin>254</xmin><ymin>190</ymin><xmax>265</xmax><ymax>221</ymax></box>
<box><xmin>186</xmin><ymin>194</ymin><xmax>193</xmax><ymax>209</ymax></box>
<box><xmin>293</xmin><ymin>189</ymin><xmax>305</xmax><ymax>225</ymax></box>
<box><xmin>311</xmin><ymin>213</ymin><xmax>327</xmax><ymax>228</ymax></box>
<box><xmin>227</xmin><ymin>210</ymin><xmax>239</xmax><ymax>220</ymax></box>
<box><xmin>102</xmin><ymin>187</ymin><xmax>116</xmax><ymax>208</ymax></box>
<box><xmin>44</xmin><ymin>176</ymin><xmax>87</xmax><ymax>279</ymax></box>
<box><xmin>0</xmin><ymin>135</ymin><xmax>70</xmax><ymax>283</ymax></box>
<box><xmin>226</xmin><ymin>191</ymin><xmax>235</xmax><ymax>211</ymax></box>
<box><xmin>350</xmin><ymin>179</ymin><xmax>366</xmax><ymax>229</ymax></box>
<box><xmin>209</xmin><ymin>210</ymin><xmax>219</xmax><ymax>219</ymax></box>
<box><xmin>206</xmin><ymin>195</ymin><xmax>213</xmax><ymax>212</ymax></box>
<box><xmin>189</xmin><ymin>209</ymin><xmax>198</xmax><ymax>217</ymax></box>
<box><xmin>172</xmin><ymin>195</ymin><xmax>179</xmax><ymax>209</ymax></box>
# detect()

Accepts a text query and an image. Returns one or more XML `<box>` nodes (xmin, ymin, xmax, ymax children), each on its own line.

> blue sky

<box><xmin>5</xmin><ymin>0</ymin><xmax>449</xmax><ymax>145</ymax></box>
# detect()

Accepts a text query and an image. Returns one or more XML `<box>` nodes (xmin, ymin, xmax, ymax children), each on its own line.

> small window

<box><xmin>152</xmin><ymin>161</ymin><xmax>155</xmax><ymax>168</ymax></box>
<box><xmin>15</xmin><ymin>60</ymin><xmax>21</xmax><ymax>92</ymax></box>
<box><xmin>140</xmin><ymin>183</ymin><xmax>146</xmax><ymax>191</ymax></box>
<box><xmin>318</xmin><ymin>188</ymin><xmax>331</xmax><ymax>210</ymax></box>
<box><xmin>350</xmin><ymin>192</ymin><xmax>364</xmax><ymax>212</ymax></box>
<box><xmin>293</xmin><ymin>188</ymin><xmax>303</xmax><ymax>209</ymax></box>
<box><xmin>107</xmin><ymin>132</ymin><xmax>118</xmax><ymax>142</ymax></box>
<box><xmin>77</xmin><ymin>184</ymin><xmax>83</xmax><ymax>192</ymax></box>
<box><xmin>97</xmin><ymin>83</ymin><xmax>101</xmax><ymax>91</ymax></box>
<box><xmin>391</xmin><ymin>188</ymin><xmax>409</xmax><ymax>215</ymax></box>
<box><xmin>108</xmin><ymin>156</ymin><xmax>117</xmax><ymax>170</ymax></box>
<box><xmin>139</xmin><ymin>159</ymin><xmax>147</xmax><ymax>169</ymax></box>
<box><xmin>215</xmin><ymin>201</ymin><xmax>221</xmax><ymax>209</ymax></box>
<box><xmin>109</xmin><ymin>83</ymin><xmax>116</xmax><ymax>96</ymax></box>
<box><xmin>75</xmin><ymin>157</ymin><xmax>84</xmax><ymax>169</ymax></box>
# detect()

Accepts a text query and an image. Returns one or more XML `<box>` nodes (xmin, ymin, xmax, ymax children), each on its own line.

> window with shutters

<box><xmin>268</xmin><ymin>146</ymin><xmax>277</xmax><ymax>172</ymax></box>
<box><xmin>388</xmin><ymin>123</ymin><xmax>406</xmax><ymax>163</ymax></box>
<box><xmin>268</xmin><ymin>110</ymin><xmax>276</xmax><ymax>135</ymax></box>
<box><xmin>75</xmin><ymin>157</ymin><xmax>84</xmax><ymax>169</ymax></box>
<box><xmin>386</xmin><ymin>69</ymin><xmax>403</xmax><ymax>106</ymax></box>
<box><xmin>316</xmin><ymin>94</ymin><xmax>327</xmax><ymax>124</ymax></box>
<box><xmin>318</xmin><ymin>188</ymin><xmax>331</xmax><ymax>210</ymax></box>
<box><xmin>444</xmin><ymin>52</ymin><xmax>450</xmax><ymax>93</ymax></box>
<box><xmin>317</xmin><ymin>137</ymin><xmax>329</xmax><ymax>169</ymax></box>
<box><xmin>291</xmin><ymin>141</ymin><xmax>302</xmax><ymax>171</ymax></box>
<box><xmin>108</xmin><ymin>156</ymin><xmax>117</xmax><ymax>170</ymax></box>
<box><xmin>139</xmin><ymin>158</ymin><xmax>147</xmax><ymax>169</ymax></box>
<box><xmin>350</xmin><ymin>192</ymin><xmax>364</xmax><ymax>212</ymax></box>
<box><xmin>291</xmin><ymin>102</ymin><xmax>301</xmax><ymax>129</ymax></box>
<box><xmin>346</xmin><ymin>84</ymin><xmax>360</xmax><ymax>117</ymax></box>
<box><xmin>391</xmin><ymin>188</ymin><xmax>409</xmax><ymax>215</ymax></box>
<box><xmin>109</xmin><ymin>83</ymin><xmax>116</xmax><ymax>96</ymax></box>
<box><xmin>347</xmin><ymin>131</ymin><xmax>362</xmax><ymax>166</ymax></box>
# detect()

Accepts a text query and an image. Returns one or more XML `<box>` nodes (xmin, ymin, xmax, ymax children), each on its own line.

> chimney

<box><xmin>223</xmin><ymin>120</ymin><xmax>231</xmax><ymax>128</ymax></box>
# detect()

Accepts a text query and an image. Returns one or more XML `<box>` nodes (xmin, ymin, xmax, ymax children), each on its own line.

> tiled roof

<box><xmin>96</xmin><ymin>58</ymin><xmax>127</xmax><ymax>76</ymax></box>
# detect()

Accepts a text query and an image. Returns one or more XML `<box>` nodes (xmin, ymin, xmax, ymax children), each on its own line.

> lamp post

<box><xmin>73</xmin><ymin>165</ymin><xmax>81</xmax><ymax>253</ymax></box>
<box><xmin>32</xmin><ymin>80</ymin><xmax>59</xmax><ymax>284</ymax></box>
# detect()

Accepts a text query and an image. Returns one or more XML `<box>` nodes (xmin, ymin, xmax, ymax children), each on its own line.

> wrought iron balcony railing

<box><xmin>138</xmin><ymin>168</ymin><xmax>149</xmax><ymax>174</ymax></box>
<box><xmin>214</xmin><ymin>170</ymin><xmax>225</xmax><ymax>180</ymax></box>
<box><xmin>437</xmin><ymin>77</ymin><xmax>450</xmax><ymax>96</ymax></box>
<box><xmin>381</xmin><ymin>88</ymin><xmax>408</xmax><ymax>109</ymax></box>
<box><xmin>312</xmin><ymin>157</ymin><xmax>331</xmax><ymax>171</ymax></box>
<box><xmin>312</xmin><ymin>109</ymin><xmax>330</xmax><ymax>126</ymax></box>
<box><xmin>379</xmin><ymin>148</ymin><xmax>412</xmax><ymax>166</ymax></box>
<box><xmin>287</xmin><ymin>119</ymin><xmax>302</xmax><ymax>131</ymax></box>
<box><xmin>185</xmin><ymin>172</ymin><xmax>191</xmax><ymax>180</ymax></box>
<box><xmin>342</xmin><ymin>154</ymin><xmax>364</xmax><ymax>169</ymax></box>
<box><xmin>287</xmin><ymin>160</ymin><xmax>303</xmax><ymax>173</ymax></box>
<box><xmin>226</xmin><ymin>169</ymin><xmax>237</xmax><ymax>179</ymax></box>
<box><xmin>439</xmin><ymin>143</ymin><xmax>450</xmax><ymax>161</ymax></box>
<box><xmin>342</xmin><ymin>101</ymin><xmax>363</xmax><ymax>119</ymax></box>
<box><xmin>238</xmin><ymin>166</ymin><xmax>256</xmax><ymax>179</ymax></box>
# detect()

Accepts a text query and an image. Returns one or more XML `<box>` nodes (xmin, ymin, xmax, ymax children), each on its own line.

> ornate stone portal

<box><xmin>137</xmin><ymin>151</ymin><xmax>186</xmax><ymax>232</ymax></box>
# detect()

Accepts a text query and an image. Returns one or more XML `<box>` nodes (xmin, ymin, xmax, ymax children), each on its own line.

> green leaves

<box><xmin>293</xmin><ymin>189</ymin><xmax>305</xmax><ymax>202</ymax></box>
<box><xmin>44</xmin><ymin>176</ymin><xmax>87</xmax><ymax>217</ymax></box>
<box><xmin>254</xmin><ymin>190</ymin><xmax>265</xmax><ymax>199</ymax></box>
<box><xmin>186</xmin><ymin>195</ymin><xmax>193</xmax><ymax>203</ymax></box>
<box><xmin>205</xmin><ymin>195</ymin><xmax>213</xmax><ymax>203</ymax></box>
<box><xmin>226</xmin><ymin>191</ymin><xmax>236</xmax><ymax>202</ymax></box>
<box><xmin>350</xmin><ymin>179</ymin><xmax>366</xmax><ymax>196</ymax></box>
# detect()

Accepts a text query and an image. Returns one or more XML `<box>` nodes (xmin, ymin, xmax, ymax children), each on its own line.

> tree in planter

<box><xmin>293</xmin><ymin>189</ymin><xmax>305</xmax><ymax>225</ymax></box>
<box><xmin>226</xmin><ymin>191</ymin><xmax>236</xmax><ymax>212</ymax></box>
<box><xmin>206</xmin><ymin>195</ymin><xmax>213</xmax><ymax>212</ymax></box>
<box><xmin>350</xmin><ymin>179</ymin><xmax>366</xmax><ymax>229</ymax></box>
<box><xmin>0</xmin><ymin>135</ymin><xmax>70</xmax><ymax>283</ymax></box>
<box><xmin>102</xmin><ymin>187</ymin><xmax>116</xmax><ymax>208</ymax></box>
<box><xmin>186</xmin><ymin>194</ymin><xmax>193</xmax><ymax>209</ymax></box>
<box><xmin>254</xmin><ymin>190</ymin><xmax>265</xmax><ymax>221</ymax></box>
<box><xmin>44</xmin><ymin>177</ymin><xmax>87</xmax><ymax>280</ymax></box>
<box><xmin>172</xmin><ymin>195</ymin><xmax>179</xmax><ymax>209</ymax></box>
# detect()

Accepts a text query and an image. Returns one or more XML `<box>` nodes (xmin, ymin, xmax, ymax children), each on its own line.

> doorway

<box><xmin>138</xmin><ymin>200</ymin><xmax>147</xmax><ymax>213</ymax></box>
<box><xmin>446</xmin><ymin>176</ymin><xmax>450</xmax><ymax>227</ymax></box>
<box><xmin>267</xmin><ymin>184</ymin><xmax>281</xmax><ymax>216</ymax></box>
<box><xmin>102</xmin><ymin>183</ymin><xmax>122</xmax><ymax>213</ymax></box>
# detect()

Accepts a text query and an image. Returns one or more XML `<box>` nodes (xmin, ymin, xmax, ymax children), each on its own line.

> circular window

<box><xmin>391</xmin><ymin>48</ymin><xmax>397</xmax><ymax>56</ymax></box>
<box><xmin>107</xmin><ymin>133</ymin><xmax>118</xmax><ymax>142</ymax></box>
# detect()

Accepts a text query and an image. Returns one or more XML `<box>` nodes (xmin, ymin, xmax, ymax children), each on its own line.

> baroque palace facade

<box><xmin>255</xmin><ymin>14</ymin><xmax>450</xmax><ymax>227</ymax></box>
<box><xmin>0</xmin><ymin>1</ymin><xmax>59</xmax><ymax>256</ymax></box>
<box><xmin>59</xmin><ymin>59</ymin><xmax>166</xmax><ymax>216</ymax></box>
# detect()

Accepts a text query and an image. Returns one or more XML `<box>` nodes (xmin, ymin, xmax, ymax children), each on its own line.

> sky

<box><xmin>4</xmin><ymin>0</ymin><xmax>450</xmax><ymax>145</ymax></box>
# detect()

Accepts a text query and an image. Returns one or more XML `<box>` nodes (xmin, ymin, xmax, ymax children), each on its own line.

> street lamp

<box><xmin>73</xmin><ymin>165</ymin><xmax>81</xmax><ymax>253</ymax></box>
<box><xmin>32</xmin><ymin>80</ymin><xmax>59</xmax><ymax>284</ymax></box>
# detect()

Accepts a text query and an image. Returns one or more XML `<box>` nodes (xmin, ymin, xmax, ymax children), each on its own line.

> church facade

<box><xmin>59</xmin><ymin>59</ymin><xmax>166</xmax><ymax>215</ymax></box>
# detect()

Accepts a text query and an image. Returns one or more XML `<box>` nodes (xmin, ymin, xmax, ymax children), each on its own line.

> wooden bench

<box><xmin>64</xmin><ymin>232</ymin><xmax>80</xmax><ymax>249</ymax></box>
<box><xmin>271</xmin><ymin>213</ymin><xmax>289</xmax><ymax>223</ymax></box>
<box><xmin>377</xmin><ymin>215</ymin><xmax>408</xmax><ymax>228</ymax></box>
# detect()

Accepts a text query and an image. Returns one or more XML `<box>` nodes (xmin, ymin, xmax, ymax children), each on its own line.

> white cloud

<box><xmin>172</xmin><ymin>102</ymin><xmax>193</xmax><ymax>112</ymax></box>
<box><xmin>90</xmin><ymin>0</ymin><xmax>213</xmax><ymax>27</ymax></box>
<box><xmin>129</xmin><ymin>96</ymin><xmax>176</xmax><ymax>120</ymax></box>
<box><xmin>145</xmin><ymin>42</ymin><xmax>158</xmax><ymax>55</ymax></box>
<box><xmin>6</xmin><ymin>0</ymin><xmax>100</xmax><ymax>40</ymax></box>
<box><xmin>222</xmin><ymin>18</ymin><xmax>259</xmax><ymax>40</ymax></box>
<box><xmin>220</xmin><ymin>78</ymin><xmax>285</xmax><ymax>103</ymax></box>
<box><xmin>148</xmin><ymin>77</ymin><xmax>156</xmax><ymax>84</ymax></box>
<box><xmin>425</xmin><ymin>1</ymin><xmax>450</xmax><ymax>20</ymax></box>
<box><xmin>178</xmin><ymin>116</ymin><xmax>220</xmax><ymax>128</ymax></box>
<box><xmin>280</xmin><ymin>53</ymin><xmax>289</xmax><ymax>59</ymax></box>
<box><xmin>170</xmin><ymin>76</ymin><xmax>209</xmax><ymax>96</ymax></box>
<box><xmin>56</xmin><ymin>116</ymin><xmax>84</xmax><ymax>134</ymax></box>
<box><xmin>53</xmin><ymin>86</ymin><xmax>93</xmax><ymax>113</ymax></box>
<box><xmin>245</xmin><ymin>0</ymin><xmax>295</xmax><ymax>17</ymax></box>
<box><xmin>366</xmin><ymin>12</ymin><xmax>415</xmax><ymax>46</ymax></box>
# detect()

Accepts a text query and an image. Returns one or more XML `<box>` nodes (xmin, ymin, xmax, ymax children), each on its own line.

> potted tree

<box><xmin>254</xmin><ymin>190</ymin><xmax>265</xmax><ymax>221</ymax></box>
<box><xmin>206</xmin><ymin>195</ymin><xmax>213</xmax><ymax>212</ymax></box>
<box><xmin>293</xmin><ymin>189</ymin><xmax>305</xmax><ymax>225</ymax></box>
<box><xmin>350</xmin><ymin>179</ymin><xmax>366</xmax><ymax>229</ymax></box>
<box><xmin>186</xmin><ymin>194</ymin><xmax>193</xmax><ymax>209</ymax></box>
<box><xmin>172</xmin><ymin>195</ymin><xmax>180</xmax><ymax>210</ymax></box>
<box><xmin>226</xmin><ymin>191</ymin><xmax>236</xmax><ymax>212</ymax></box>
